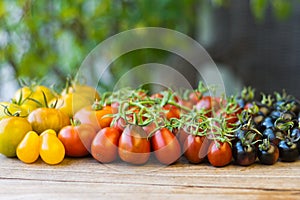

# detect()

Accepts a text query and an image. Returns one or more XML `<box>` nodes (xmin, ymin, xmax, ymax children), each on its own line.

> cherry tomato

<box><xmin>40</xmin><ymin>129</ymin><xmax>65</xmax><ymax>165</ymax></box>
<box><xmin>278</xmin><ymin>140</ymin><xmax>299</xmax><ymax>162</ymax></box>
<box><xmin>28</xmin><ymin>107</ymin><xmax>70</xmax><ymax>134</ymax></box>
<box><xmin>151</xmin><ymin>128</ymin><xmax>181</xmax><ymax>165</ymax></box>
<box><xmin>207</xmin><ymin>141</ymin><xmax>232</xmax><ymax>167</ymax></box>
<box><xmin>183</xmin><ymin>135</ymin><xmax>210</xmax><ymax>164</ymax></box>
<box><xmin>74</xmin><ymin>105</ymin><xmax>113</xmax><ymax>132</ymax></box>
<box><xmin>14</xmin><ymin>85</ymin><xmax>56</xmax><ymax>111</ymax></box>
<box><xmin>58</xmin><ymin>123</ymin><xmax>96</xmax><ymax>157</ymax></box>
<box><xmin>232</xmin><ymin>140</ymin><xmax>257</xmax><ymax>166</ymax></box>
<box><xmin>112</xmin><ymin>117</ymin><xmax>127</xmax><ymax>133</ymax></box>
<box><xmin>118</xmin><ymin>125</ymin><xmax>150</xmax><ymax>165</ymax></box>
<box><xmin>163</xmin><ymin>104</ymin><xmax>180</xmax><ymax>120</ymax></box>
<box><xmin>51</xmin><ymin>93</ymin><xmax>91</xmax><ymax>118</ymax></box>
<box><xmin>16</xmin><ymin>131</ymin><xmax>40</xmax><ymax>164</ymax></box>
<box><xmin>0</xmin><ymin>116</ymin><xmax>32</xmax><ymax>157</ymax></box>
<box><xmin>258</xmin><ymin>139</ymin><xmax>279</xmax><ymax>165</ymax></box>
<box><xmin>91</xmin><ymin>127</ymin><xmax>121</xmax><ymax>163</ymax></box>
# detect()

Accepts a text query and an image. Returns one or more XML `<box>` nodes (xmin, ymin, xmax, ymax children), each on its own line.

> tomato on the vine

<box><xmin>91</xmin><ymin>127</ymin><xmax>121</xmax><ymax>163</ymax></box>
<box><xmin>183</xmin><ymin>135</ymin><xmax>210</xmax><ymax>164</ymax></box>
<box><xmin>207</xmin><ymin>140</ymin><xmax>232</xmax><ymax>167</ymax></box>
<box><xmin>151</xmin><ymin>128</ymin><xmax>181</xmax><ymax>165</ymax></box>
<box><xmin>118</xmin><ymin>125</ymin><xmax>150</xmax><ymax>165</ymax></box>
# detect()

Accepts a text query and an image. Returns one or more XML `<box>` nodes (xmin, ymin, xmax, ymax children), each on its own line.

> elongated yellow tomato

<box><xmin>40</xmin><ymin>129</ymin><xmax>65</xmax><ymax>165</ymax></box>
<box><xmin>0</xmin><ymin>117</ymin><xmax>32</xmax><ymax>157</ymax></box>
<box><xmin>27</xmin><ymin>108</ymin><xmax>70</xmax><ymax>134</ymax></box>
<box><xmin>50</xmin><ymin>93</ymin><xmax>91</xmax><ymax>118</ymax></box>
<box><xmin>16</xmin><ymin>131</ymin><xmax>40</xmax><ymax>164</ymax></box>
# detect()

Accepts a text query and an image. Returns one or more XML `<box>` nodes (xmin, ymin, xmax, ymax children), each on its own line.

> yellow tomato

<box><xmin>50</xmin><ymin>93</ymin><xmax>91</xmax><ymax>118</ymax></box>
<box><xmin>0</xmin><ymin>102</ymin><xmax>28</xmax><ymax>120</ymax></box>
<box><xmin>27</xmin><ymin>107</ymin><xmax>70</xmax><ymax>134</ymax></box>
<box><xmin>14</xmin><ymin>85</ymin><xmax>56</xmax><ymax>111</ymax></box>
<box><xmin>0</xmin><ymin>117</ymin><xmax>32</xmax><ymax>157</ymax></box>
<box><xmin>62</xmin><ymin>84</ymin><xmax>100</xmax><ymax>103</ymax></box>
<box><xmin>16</xmin><ymin>131</ymin><xmax>40</xmax><ymax>164</ymax></box>
<box><xmin>39</xmin><ymin>129</ymin><xmax>65</xmax><ymax>165</ymax></box>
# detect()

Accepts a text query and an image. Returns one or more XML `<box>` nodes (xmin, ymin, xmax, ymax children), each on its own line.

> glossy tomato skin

<box><xmin>0</xmin><ymin>117</ymin><xmax>32</xmax><ymax>157</ymax></box>
<box><xmin>207</xmin><ymin>141</ymin><xmax>232</xmax><ymax>167</ymax></box>
<box><xmin>27</xmin><ymin>108</ymin><xmax>70</xmax><ymax>134</ymax></box>
<box><xmin>258</xmin><ymin>143</ymin><xmax>279</xmax><ymax>165</ymax></box>
<box><xmin>16</xmin><ymin>131</ymin><xmax>40</xmax><ymax>164</ymax></box>
<box><xmin>91</xmin><ymin>127</ymin><xmax>121</xmax><ymax>163</ymax></box>
<box><xmin>196</xmin><ymin>96</ymin><xmax>221</xmax><ymax>117</ymax></box>
<box><xmin>74</xmin><ymin>105</ymin><xmax>113</xmax><ymax>132</ymax></box>
<box><xmin>118</xmin><ymin>125</ymin><xmax>150</xmax><ymax>165</ymax></box>
<box><xmin>151</xmin><ymin>128</ymin><xmax>181</xmax><ymax>165</ymax></box>
<box><xmin>163</xmin><ymin>104</ymin><xmax>180</xmax><ymax>120</ymax></box>
<box><xmin>232</xmin><ymin>141</ymin><xmax>257</xmax><ymax>166</ymax></box>
<box><xmin>58</xmin><ymin>124</ymin><xmax>96</xmax><ymax>157</ymax></box>
<box><xmin>183</xmin><ymin>135</ymin><xmax>210</xmax><ymax>164</ymax></box>
<box><xmin>278</xmin><ymin>140</ymin><xmax>299</xmax><ymax>162</ymax></box>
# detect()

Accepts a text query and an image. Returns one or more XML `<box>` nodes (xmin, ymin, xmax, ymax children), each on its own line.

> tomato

<box><xmin>58</xmin><ymin>123</ymin><xmax>96</xmax><ymax>157</ymax></box>
<box><xmin>118</xmin><ymin>125</ymin><xmax>150</xmax><ymax>165</ymax></box>
<box><xmin>14</xmin><ymin>85</ymin><xmax>56</xmax><ymax>111</ymax></box>
<box><xmin>28</xmin><ymin>107</ymin><xmax>70</xmax><ymax>134</ymax></box>
<box><xmin>0</xmin><ymin>117</ymin><xmax>32</xmax><ymax>157</ymax></box>
<box><xmin>40</xmin><ymin>129</ymin><xmax>65</xmax><ymax>165</ymax></box>
<box><xmin>16</xmin><ymin>131</ymin><xmax>40</xmax><ymax>164</ymax></box>
<box><xmin>207</xmin><ymin>141</ymin><xmax>232</xmax><ymax>167</ymax></box>
<box><xmin>278</xmin><ymin>140</ymin><xmax>299</xmax><ymax>162</ymax></box>
<box><xmin>112</xmin><ymin>117</ymin><xmax>127</xmax><ymax>133</ymax></box>
<box><xmin>74</xmin><ymin>105</ymin><xmax>113</xmax><ymax>132</ymax></box>
<box><xmin>163</xmin><ymin>104</ymin><xmax>180</xmax><ymax>120</ymax></box>
<box><xmin>183</xmin><ymin>135</ymin><xmax>210</xmax><ymax>164</ymax></box>
<box><xmin>91</xmin><ymin>127</ymin><xmax>121</xmax><ymax>163</ymax></box>
<box><xmin>258</xmin><ymin>140</ymin><xmax>279</xmax><ymax>165</ymax></box>
<box><xmin>232</xmin><ymin>140</ymin><xmax>257</xmax><ymax>166</ymax></box>
<box><xmin>196</xmin><ymin>96</ymin><xmax>221</xmax><ymax>117</ymax></box>
<box><xmin>189</xmin><ymin>91</ymin><xmax>202</xmax><ymax>105</ymax></box>
<box><xmin>51</xmin><ymin>93</ymin><xmax>91</xmax><ymax>118</ymax></box>
<box><xmin>0</xmin><ymin>102</ymin><xmax>28</xmax><ymax>120</ymax></box>
<box><xmin>62</xmin><ymin>84</ymin><xmax>100</xmax><ymax>104</ymax></box>
<box><xmin>151</xmin><ymin>128</ymin><xmax>181</xmax><ymax>165</ymax></box>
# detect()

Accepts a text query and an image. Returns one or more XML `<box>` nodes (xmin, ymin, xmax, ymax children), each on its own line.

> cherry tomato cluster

<box><xmin>0</xmin><ymin>79</ymin><xmax>299</xmax><ymax>167</ymax></box>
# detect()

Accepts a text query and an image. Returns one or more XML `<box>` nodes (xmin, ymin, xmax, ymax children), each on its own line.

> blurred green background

<box><xmin>0</xmin><ymin>0</ymin><xmax>299</xmax><ymax>99</ymax></box>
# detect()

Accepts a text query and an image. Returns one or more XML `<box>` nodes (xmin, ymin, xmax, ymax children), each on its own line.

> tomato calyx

<box><xmin>0</xmin><ymin>104</ymin><xmax>26</xmax><ymax>117</ymax></box>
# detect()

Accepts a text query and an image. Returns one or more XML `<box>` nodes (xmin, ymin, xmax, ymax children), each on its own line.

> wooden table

<box><xmin>1</xmin><ymin>154</ymin><xmax>300</xmax><ymax>199</ymax></box>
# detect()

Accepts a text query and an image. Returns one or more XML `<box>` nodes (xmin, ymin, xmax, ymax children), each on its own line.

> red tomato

<box><xmin>112</xmin><ymin>117</ymin><xmax>127</xmax><ymax>133</ymax></box>
<box><xmin>189</xmin><ymin>91</ymin><xmax>202</xmax><ymax>105</ymax></box>
<box><xmin>177</xmin><ymin>128</ymin><xmax>189</xmax><ymax>146</ymax></box>
<box><xmin>163</xmin><ymin>104</ymin><xmax>180</xmax><ymax>120</ymax></box>
<box><xmin>196</xmin><ymin>96</ymin><xmax>221</xmax><ymax>117</ymax></box>
<box><xmin>118</xmin><ymin>125</ymin><xmax>150</xmax><ymax>165</ymax></box>
<box><xmin>183</xmin><ymin>135</ymin><xmax>210</xmax><ymax>164</ymax></box>
<box><xmin>58</xmin><ymin>123</ymin><xmax>96</xmax><ymax>157</ymax></box>
<box><xmin>91</xmin><ymin>127</ymin><xmax>121</xmax><ymax>163</ymax></box>
<box><xmin>207</xmin><ymin>141</ymin><xmax>232</xmax><ymax>167</ymax></box>
<box><xmin>151</xmin><ymin>128</ymin><xmax>181</xmax><ymax>165</ymax></box>
<box><xmin>142</xmin><ymin>122</ymin><xmax>158</xmax><ymax>136</ymax></box>
<box><xmin>74</xmin><ymin>105</ymin><xmax>113</xmax><ymax>131</ymax></box>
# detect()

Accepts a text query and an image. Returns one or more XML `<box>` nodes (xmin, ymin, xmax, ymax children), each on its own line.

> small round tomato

<box><xmin>151</xmin><ymin>128</ymin><xmax>181</xmax><ymax>165</ymax></box>
<box><xmin>62</xmin><ymin>84</ymin><xmax>100</xmax><ymax>104</ymax></box>
<box><xmin>207</xmin><ymin>140</ymin><xmax>232</xmax><ymax>167</ymax></box>
<box><xmin>0</xmin><ymin>116</ymin><xmax>32</xmax><ymax>157</ymax></box>
<box><xmin>91</xmin><ymin>127</ymin><xmax>121</xmax><ymax>163</ymax></box>
<box><xmin>258</xmin><ymin>140</ymin><xmax>279</xmax><ymax>165</ymax></box>
<box><xmin>163</xmin><ymin>104</ymin><xmax>180</xmax><ymax>120</ymax></box>
<box><xmin>232</xmin><ymin>140</ymin><xmax>257</xmax><ymax>166</ymax></box>
<box><xmin>74</xmin><ymin>105</ymin><xmax>113</xmax><ymax>132</ymax></box>
<box><xmin>118</xmin><ymin>125</ymin><xmax>150</xmax><ymax>165</ymax></box>
<box><xmin>14</xmin><ymin>85</ymin><xmax>56</xmax><ymax>111</ymax></box>
<box><xmin>196</xmin><ymin>96</ymin><xmax>221</xmax><ymax>117</ymax></box>
<box><xmin>40</xmin><ymin>129</ymin><xmax>65</xmax><ymax>165</ymax></box>
<box><xmin>16</xmin><ymin>131</ymin><xmax>40</xmax><ymax>164</ymax></box>
<box><xmin>0</xmin><ymin>102</ymin><xmax>28</xmax><ymax>120</ymax></box>
<box><xmin>28</xmin><ymin>107</ymin><xmax>70</xmax><ymax>134</ymax></box>
<box><xmin>51</xmin><ymin>93</ymin><xmax>91</xmax><ymax>118</ymax></box>
<box><xmin>183</xmin><ymin>135</ymin><xmax>210</xmax><ymax>164</ymax></box>
<box><xmin>278</xmin><ymin>140</ymin><xmax>299</xmax><ymax>162</ymax></box>
<box><xmin>58</xmin><ymin>123</ymin><xmax>96</xmax><ymax>157</ymax></box>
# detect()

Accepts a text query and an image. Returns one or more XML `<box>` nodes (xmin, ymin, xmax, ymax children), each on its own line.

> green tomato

<box><xmin>0</xmin><ymin>117</ymin><xmax>32</xmax><ymax>157</ymax></box>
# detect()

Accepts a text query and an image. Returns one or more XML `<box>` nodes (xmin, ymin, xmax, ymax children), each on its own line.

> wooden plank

<box><xmin>1</xmin><ymin>155</ymin><xmax>300</xmax><ymax>199</ymax></box>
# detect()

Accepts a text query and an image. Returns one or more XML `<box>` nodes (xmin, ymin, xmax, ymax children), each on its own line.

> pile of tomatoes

<box><xmin>0</xmin><ymin>80</ymin><xmax>299</xmax><ymax>167</ymax></box>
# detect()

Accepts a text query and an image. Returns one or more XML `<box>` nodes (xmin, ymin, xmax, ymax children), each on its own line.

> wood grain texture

<box><xmin>1</xmin><ymin>154</ymin><xmax>300</xmax><ymax>199</ymax></box>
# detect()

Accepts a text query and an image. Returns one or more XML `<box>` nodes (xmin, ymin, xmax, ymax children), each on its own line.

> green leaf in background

<box><xmin>250</xmin><ymin>0</ymin><xmax>269</xmax><ymax>22</ymax></box>
<box><xmin>271</xmin><ymin>0</ymin><xmax>292</xmax><ymax>20</ymax></box>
